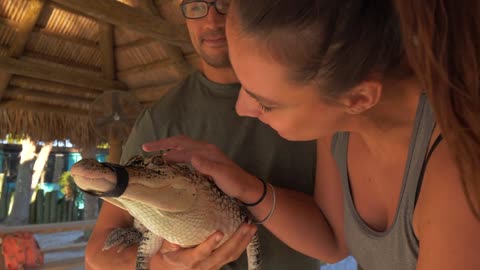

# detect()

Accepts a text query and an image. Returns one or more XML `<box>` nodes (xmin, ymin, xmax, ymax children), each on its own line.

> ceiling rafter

<box><xmin>4</xmin><ymin>87</ymin><xmax>93</xmax><ymax>109</ymax></box>
<box><xmin>0</xmin><ymin>0</ymin><xmax>47</xmax><ymax>101</ymax></box>
<box><xmin>0</xmin><ymin>16</ymin><xmax>20</xmax><ymax>29</ymax></box>
<box><xmin>0</xmin><ymin>55</ymin><xmax>127</xmax><ymax>91</ymax></box>
<box><xmin>10</xmin><ymin>76</ymin><xmax>102</xmax><ymax>99</ymax></box>
<box><xmin>49</xmin><ymin>0</ymin><xmax>190</xmax><ymax>47</ymax></box>
<box><xmin>116</xmin><ymin>37</ymin><xmax>154</xmax><ymax>52</ymax></box>
<box><xmin>0</xmin><ymin>100</ymin><xmax>88</xmax><ymax>116</ymax></box>
<box><xmin>117</xmin><ymin>57</ymin><xmax>173</xmax><ymax>76</ymax></box>
<box><xmin>131</xmin><ymin>81</ymin><xmax>177</xmax><ymax>102</ymax></box>
<box><xmin>32</xmin><ymin>27</ymin><xmax>98</xmax><ymax>49</ymax></box>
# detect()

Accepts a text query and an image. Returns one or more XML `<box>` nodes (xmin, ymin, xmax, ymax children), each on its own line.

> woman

<box><xmin>144</xmin><ymin>0</ymin><xmax>480</xmax><ymax>269</ymax></box>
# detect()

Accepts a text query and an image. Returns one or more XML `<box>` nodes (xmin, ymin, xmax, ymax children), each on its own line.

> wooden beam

<box><xmin>116</xmin><ymin>37</ymin><xmax>154</xmax><ymax>52</ymax></box>
<box><xmin>0</xmin><ymin>16</ymin><xmax>20</xmax><ymax>30</ymax></box>
<box><xmin>0</xmin><ymin>45</ymin><xmax>9</xmax><ymax>56</ymax></box>
<box><xmin>117</xmin><ymin>57</ymin><xmax>174</xmax><ymax>76</ymax></box>
<box><xmin>4</xmin><ymin>88</ymin><xmax>93</xmax><ymax>109</ymax></box>
<box><xmin>0</xmin><ymin>0</ymin><xmax>47</xmax><ymax>101</ymax></box>
<box><xmin>0</xmin><ymin>56</ymin><xmax>127</xmax><ymax>91</ymax></box>
<box><xmin>9</xmin><ymin>1</ymin><xmax>47</xmax><ymax>57</ymax></box>
<box><xmin>33</xmin><ymin>27</ymin><xmax>98</xmax><ymax>49</ymax></box>
<box><xmin>98</xmin><ymin>23</ymin><xmax>116</xmax><ymax>79</ymax></box>
<box><xmin>10</xmin><ymin>76</ymin><xmax>102</xmax><ymax>99</ymax></box>
<box><xmin>50</xmin><ymin>0</ymin><xmax>190</xmax><ymax>47</ymax></box>
<box><xmin>131</xmin><ymin>81</ymin><xmax>177</xmax><ymax>102</ymax></box>
<box><xmin>0</xmin><ymin>100</ymin><xmax>88</xmax><ymax>116</ymax></box>
<box><xmin>22</xmin><ymin>52</ymin><xmax>102</xmax><ymax>74</ymax></box>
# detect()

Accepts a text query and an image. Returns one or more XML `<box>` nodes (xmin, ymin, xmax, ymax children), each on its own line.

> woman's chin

<box><xmin>276</xmin><ymin>130</ymin><xmax>316</xmax><ymax>142</ymax></box>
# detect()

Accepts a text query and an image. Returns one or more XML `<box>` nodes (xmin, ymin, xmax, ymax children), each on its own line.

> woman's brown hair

<box><xmin>230</xmin><ymin>0</ymin><xmax>409</xmax><ymax>97</ymax></box>
<box><xmin>395</xmin><ymin>0</ymin><xmax>480</xmax><ymax>219</ymax></box>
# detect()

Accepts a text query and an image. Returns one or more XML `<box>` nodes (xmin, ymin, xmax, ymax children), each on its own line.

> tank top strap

<box><xmin>400</xmin><ymin>93</ymin><xmax>436</xmax><ymax>222</ymax></box>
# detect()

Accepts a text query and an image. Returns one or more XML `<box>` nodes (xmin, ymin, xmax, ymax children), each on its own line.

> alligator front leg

<box><xmin>103</xmin><ymin>227</ymin><xmax>143</xmax><ymax>253</ymax></box>
<box><xmin>136</xmin><ymin>231</ymin><xmax>163</xmax><ymax>270</ymax></box>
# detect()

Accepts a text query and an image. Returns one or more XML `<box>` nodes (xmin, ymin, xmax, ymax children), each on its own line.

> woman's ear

<box><xmin>340</xmin><ymin>81</ymin><xmax>383</xmax><ymax>115</ymax></box>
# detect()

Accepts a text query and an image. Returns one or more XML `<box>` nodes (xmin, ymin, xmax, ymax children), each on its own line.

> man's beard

<box><xmin>198</xmin><ymin>29</ymin><xmax>231</xmax><ymax>68</ymax></box>
<box><xmin>199</xmin><ymin>49</ymin><xmax>231</xmax><ymax>68</ymax></box>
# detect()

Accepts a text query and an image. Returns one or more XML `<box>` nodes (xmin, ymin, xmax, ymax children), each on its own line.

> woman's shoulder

<box><xmin>413</xmin><ymin>138</ymin><xmax>480</xmax><ymax>268</ymax></box>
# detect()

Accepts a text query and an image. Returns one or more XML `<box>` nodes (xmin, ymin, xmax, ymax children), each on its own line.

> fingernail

<box><xmin>250</xmin><ymin>227</ymin><xmax>257</xmax><ymax>236</ymax></box>
<box><xmin>215</xmin><ymin>234</ymin><xmax>223</xmax><ymax>242</ymax></box>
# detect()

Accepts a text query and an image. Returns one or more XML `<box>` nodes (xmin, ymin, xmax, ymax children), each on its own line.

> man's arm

<box><xmin>85</xmin><ymin>202</ymin><xmax>138</xmax><ymax>270</ymax></box>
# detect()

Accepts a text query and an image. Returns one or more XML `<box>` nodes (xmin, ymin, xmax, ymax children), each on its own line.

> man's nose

<box><xmin>204</xmin><ymin>4</ymin><xmax>225</xmax><ymax>28</ymax></box>
<box><xmin>235</xmin><ymin>89</ymin><xmax>262</xmax><ymax>118</ymax></box>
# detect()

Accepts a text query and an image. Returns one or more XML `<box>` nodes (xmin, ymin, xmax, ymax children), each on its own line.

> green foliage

<box><xmin>58</xmin><ymin>171</ymin><xmax>79</xmax><ymax>201</ymax></box>
<box><xmin>97</xmin><ymin>142</ymin><xmax>109</xmax><ymax>149</ymax></box>
<box><xmin>5</xmin><ymin>134</ymin><xmax>25</xmax><ymax>144</ymax></box>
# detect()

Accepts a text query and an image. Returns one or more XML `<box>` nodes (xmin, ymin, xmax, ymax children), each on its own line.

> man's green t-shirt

<box><xmin>121</xmin><ymin>71</ymin><xmax>321</xmax><ymax>270</ymax></box>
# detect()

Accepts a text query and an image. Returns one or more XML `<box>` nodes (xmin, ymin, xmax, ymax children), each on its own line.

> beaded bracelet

<box><xmin>242</xmin><ymin>177</ymin><xmax>267</xmax><ymax>207</ymax></box>
<box><xmin>254</xmin><ymin>183</ymin><xmax>276</xmax><ymax>225</ymax></box>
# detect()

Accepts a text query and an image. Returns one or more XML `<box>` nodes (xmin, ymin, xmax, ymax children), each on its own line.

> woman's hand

<box><xmin>142</xmin><ymin>135</ymin><xmax>262</xmax><ymax>201</ymax></box>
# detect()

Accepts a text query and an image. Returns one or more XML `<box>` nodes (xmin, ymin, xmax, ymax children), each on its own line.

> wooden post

<box><xmin>49</xmin><ymin>190</ymin><xmax>58</xmax><ymax>223</ymax></box>
<box><xmin>35</xmin><ymin>190</ymin><xmax>45</xmax><ymax>224</ymax></box>
<box><xmin>108</xmin><ymin>139</ymin><xmax>122</xmax><ymax>164</ymax></box>
<box><xmin>29</xmin><ymin>200</ymin><xmax>36</xmax><ymax>224</ymax></box>
<box><xmin>56</xmin><ymin>201</ymin><xmax>62</xmax><ymax>222</ymax></box>
<box><xmin>62</xmin><ymin>200</ymin><xmax>68</xmax><ymax>222</ymax></box>
<box><xmin>6</xmin><ymin>139</ymin><xmax>36</xmax><ymax>225</ymax></box>
<box><xmin>0</xmin><ymin>173</ymin><xmax>6</xmax><ymax>221</ymax></box>
<box><xmin>44</xmin><ymin>192</ymin><xmax>52</xmax><ymax>223</ymax></box>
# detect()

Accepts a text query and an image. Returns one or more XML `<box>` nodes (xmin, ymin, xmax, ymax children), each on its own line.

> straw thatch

<box><xmin>0</xmin><ymin>0</ymin><xmax>200</xmax><ymax>148</ymax></box>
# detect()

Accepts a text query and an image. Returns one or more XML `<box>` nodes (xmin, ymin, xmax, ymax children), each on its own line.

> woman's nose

<box><xmin>235</xmin><ymin>88</ymin><xmax>262</xmax><ymax>118</ymax></box>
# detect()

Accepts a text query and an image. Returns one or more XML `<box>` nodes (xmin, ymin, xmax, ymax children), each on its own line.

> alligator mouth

<box><xmin>75</xmin><ymin>162</ymin><xmax>130</xmax><ymax>198</ymax></box>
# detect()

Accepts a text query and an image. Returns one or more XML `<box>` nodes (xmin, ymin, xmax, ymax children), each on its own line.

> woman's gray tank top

<box><xmin>331</xmin><ymin>94</ymin><xmax>436</xmax><ymax>270</ymax></box>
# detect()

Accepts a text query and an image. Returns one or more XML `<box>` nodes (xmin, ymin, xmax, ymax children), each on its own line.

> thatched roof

<box><xmin>0</xmin><ymin>0</ymin><xmax>200</xmax><ymax>148</ymax></box>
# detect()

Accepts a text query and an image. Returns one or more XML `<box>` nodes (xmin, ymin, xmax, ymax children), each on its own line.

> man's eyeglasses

<box><xmin>180</xmin><ymin>0</ymin><xmax>231</xmax><ymax>19</ymax></box>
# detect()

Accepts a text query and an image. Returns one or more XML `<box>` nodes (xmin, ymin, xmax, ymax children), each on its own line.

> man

<box><xmin>85</xmin><ymin>0</ymin><xmax>321</xmax><ymax>269</ymax></box>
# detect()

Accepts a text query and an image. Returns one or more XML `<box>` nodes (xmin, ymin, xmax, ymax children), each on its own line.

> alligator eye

<box><xmin>126</xmin><ymin>156</ymin><xmax>145</xmax><ymax>167</ymax></box>
<box><xmin>151</xmin><ymin>156</ymin><xmax>165</xmax><ymax>166</ymax></box>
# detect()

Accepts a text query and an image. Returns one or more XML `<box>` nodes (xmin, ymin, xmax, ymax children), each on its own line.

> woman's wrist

<box><xmin>241</xmin><ymin>177</ymin><xmax>267</xmax><ymax>207</ymax></box>
<box><xmin>238</xmin><ymin>175</ymin><xmax>266</xmax><ymax>204</ymax></box>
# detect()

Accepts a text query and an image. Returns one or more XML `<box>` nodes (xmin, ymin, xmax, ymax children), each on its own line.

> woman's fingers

<box><xmin>161</xmin><ymin>148</ymin><xmax>197</xmax><ymax>163</ymax></box>
<box><xmin>191</xmin><ymin>155</ymin><xmax>227</xmax><ymax>179</ymax></box>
